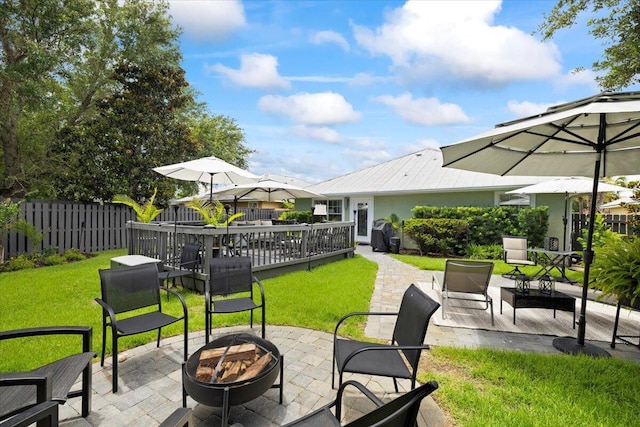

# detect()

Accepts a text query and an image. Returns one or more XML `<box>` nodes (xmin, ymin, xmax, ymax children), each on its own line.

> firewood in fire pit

<box><xmin>199</xmin><ymin>343</ymin><xmax>258</xmax><ymax>367</ymax></box>
<box><xmin>195</xmin><ymin>365</ymin><xmax>214</xmax><ymax>382</ymax></box>
<box><xmin>235</xmin><ymin>352</ymin><xmax>273</xmax><ymax>382</ymax></box>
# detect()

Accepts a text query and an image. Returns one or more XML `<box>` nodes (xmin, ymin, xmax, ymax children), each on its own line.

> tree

<box><xmin>0</xmin><ymin>0</ymin><xmax>184</xmax><ymax>198</ymax></box>
<box><xmin>188</xmin><ymin>107</ymin><xmax>254</xmax><ymax>169</ymax></box>
<box><xmin>0</xmin><ymin>0</ymin><xmax>95</xmax><ymax>196</ymax></box>
<box><xmin>51</xmin><ymin>62</ymin><xmax>200</xmax><ymax>202</ymax></box>
<box><xmin>538</xmin><ymin>0</ymin><xmax>640</xmax><ymax>90</ymax></box>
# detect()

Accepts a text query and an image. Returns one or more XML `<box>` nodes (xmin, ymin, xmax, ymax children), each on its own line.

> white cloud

<box><xmin>349</xmin><ymin>72</ymin><xmax>391</xmax><ymax>87</ymax></box>
<box><xmin>352</xmin><ymin>0</ymin><xmax>562</xmax><ymax>85</ymax></box>
<box><xmin>207</xmin><ymin>53</ymin><xmax>291</xmax><ymax>90</ymax></box>
<box><xmin>169</xmin><ymin>0</ymin><xmax>246</xmax><ymax>41</ymax></box>
<box><xmin>290</xmin><ymin>125</ymin><xmax>343</xmax><ymax>143</ymax></box>
<box><xmin>555</xmin><ymin>69</ymin><xmax>600</xmax><ymax>92</ymax></box>
<box><xmin>373</xmin><ymin>93</ymin><xmax>470</xmax><ymax>126</ymax></box>
<box><xmin>401</xmin><ymin>139</ymin><xmax>441</xmax><ymax>154</ymax></box>
<box><xmin>310</xmin><ymin>30</ymin><xmax>350</xmax><ymax>51</ymax></box>
<box><xmin>257</xmin><ymin>92</ymin><xmax>361</xmax><ymax>125</ymax></box>
<box><xmin>507</xmin><ymin>100</ymin><xmax>556</xmax><ymax>118</ymax></box>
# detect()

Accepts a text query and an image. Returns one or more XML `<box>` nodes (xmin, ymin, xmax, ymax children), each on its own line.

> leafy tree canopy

<box><xmin>539</xmin><ymin>0</ymin><xmax>640</xmax><ymax>90</ymax></box>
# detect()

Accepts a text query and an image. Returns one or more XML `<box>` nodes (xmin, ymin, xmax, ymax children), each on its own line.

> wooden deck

<box><xmin>127</xmin><ymin>221</ymin><xmax>356</xmax><ymax>280</ymax></box>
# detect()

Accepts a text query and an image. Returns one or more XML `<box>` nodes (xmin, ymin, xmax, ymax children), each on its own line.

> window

<box><xmin>313</xmin><ymin>199</ymin><xmax>343</xmax><ymax>221</ymax></box>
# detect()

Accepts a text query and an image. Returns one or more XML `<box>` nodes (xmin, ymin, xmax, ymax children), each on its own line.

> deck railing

<box><xmin>127</xmin><ymin>221</ymin><xmax>356</xmax><ymax>280</ymax></box>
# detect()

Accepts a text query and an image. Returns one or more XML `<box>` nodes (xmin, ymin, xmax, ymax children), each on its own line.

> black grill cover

<box><xmin>371</xmin><ymin>220</ymin><xmax>395</xmax><ymax>252</ymax></box>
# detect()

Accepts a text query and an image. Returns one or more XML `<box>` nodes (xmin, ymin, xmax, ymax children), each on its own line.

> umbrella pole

<box><xmin>552</xmin><ymin>153</ymin><xmax>610</xmax><ymax>357</ymax></box>
<box><xmin>563</xmin><ymin>192</ymin><xmax>568</xmax><ymax>251</ymax></box>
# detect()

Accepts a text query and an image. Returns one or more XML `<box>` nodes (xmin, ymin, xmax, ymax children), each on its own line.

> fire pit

<box><xmin>182</xmin><ymin>333</ymin><xmax>283</xmax><ymax>427</ymax></box>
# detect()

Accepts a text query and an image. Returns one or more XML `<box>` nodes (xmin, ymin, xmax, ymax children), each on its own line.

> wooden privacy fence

<box><xmin>3</xmin><ymin>200</ymin><xmax>286</xmax><ymax>259</ymax></box>
<box><xmin>571</xmin><ymin>213</ymin><xmax>636</xmax><ymax>250</ymax></box>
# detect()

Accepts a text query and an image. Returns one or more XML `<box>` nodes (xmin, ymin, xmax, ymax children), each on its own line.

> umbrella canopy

<box><xmin>506</xmin><ymin>177</ymin><xmax>630</xmax><ymax>251</ymax></box>
<box><xmin>441</xmin><ymin>91</ymin><xmax>640</xmax><ymax>356</ymax></box>
<box><xmin>210</xmin><ymin>179</ymin><xmax>326</xmax><ymax>203</ymax></box>
<box><xmin>153</xmin><ymin>156</ymin><xmax>258</xmax><ymax>201</ymax></box>
<box><xmin>506</xmin><ymin>177</ymin><xmax>629</xmax><ymax>195</ymax></box>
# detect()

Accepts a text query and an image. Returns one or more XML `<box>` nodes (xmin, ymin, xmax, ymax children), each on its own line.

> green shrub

<box><xmin>63</xmin><ymin>248</ymin><xmax>87</xmax><ymax>261</ymax></box>
<box><xmin>279</xmin><ymin>210</ymin><xmax>313</xmax><ymax>223</ymax></box>
<box><xmin>2</xmin><ymin>255</ymin><xmax>36</xmax><ymax>271</ymax></box>
<box><xmin>410</xmin><ymin>205</ymin><xmax>549</xmax><ymax>247</ymax></box>
<box><xmin>404</xmin><ymin>218</ymin><xmax>468</xmax><ymax>256</ymax></box>
<box><xmin>591</xmin><ymin>235</ymin><xmax>640</xmax><ymax>305</ymax></box>
<box><xmin>467</xmin><ymin>244</ymin><xmax>503</xmax><ymax>260</ymax></box>
<box><xmin>43</xmin><ymin>254</ymin><xmax>65</xmax><ymax>266</ymax></box>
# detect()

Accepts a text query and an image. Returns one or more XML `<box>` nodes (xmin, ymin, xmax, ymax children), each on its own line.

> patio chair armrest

<box><xmin>334</xmin><ymin>311</ymin><xmax>399</xmax><ymax>337</ymax></box>
<box><xmin>160</xmin><ymin>286</ymin><xmax>189</xmax><ymax>317</ymax></box>
<box><xmin>252</xmin><ymin>275</ymin><xmax>266</xmax><ymax>305</ymax></box>
<box><xmin>339</xmin><ymin>344</ymin><xmax>432</xmax><ymax>372</ymax></box>
<box><xmin>0</xmin><ymin>326</ymin><xmax>93</xmax><ymax>353</ymax></box>
<box><xmin>334</xmin><ymin>380</ymin><xmax>384</xmax><ymax>421</ymax></box>
<box><xmin>95</xmin><ymin>298</ymin><xmax>118</xmax><ymax>327</ymax></box>
<box><xmin>0</xmin><ymin>400</ymin><xmax>59</xmax><ymax>427</ymax></box>
<box><xmin>0</xmin><ymin>373</ymin><xmax>53</xmax><ymax>421</ymax></box>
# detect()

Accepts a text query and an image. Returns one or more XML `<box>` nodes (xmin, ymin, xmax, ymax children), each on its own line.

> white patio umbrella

<box><xmin>153</xmin><ymin>156</ymin><xmax>258</xmax><ymax>201</ymax></box>
<box><xmin>441</xmin><ymin>91</ymin><xmax>640</xmax><ymax>357</ymax></box>
<box><xmin>507</xmin><ymin>177</ymin><xmax>630</xmax><ymax>250</ymax></box>
<box><xmin>210</xmin><ymin>178</ymin><xmax>326</xmax><ymax>212</ymax></box>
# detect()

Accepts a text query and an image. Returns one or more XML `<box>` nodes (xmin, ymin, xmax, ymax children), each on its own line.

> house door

<box><xmin>352</xmin><ymin>198</ymin><xmax>373</xmax><ymax>244</ymax></box>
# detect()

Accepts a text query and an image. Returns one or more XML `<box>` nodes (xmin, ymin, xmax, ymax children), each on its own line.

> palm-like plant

<box><xmin>186</xmin><ymin>198</ymin><xmax>244</xmax><ymax>226</ymax></box>
<box><xmin>112</xmin><ymin>188</ymin><xmax>164</xmax><ymax>223</ymax></box>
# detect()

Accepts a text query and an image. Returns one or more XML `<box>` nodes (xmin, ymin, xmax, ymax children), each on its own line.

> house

<box><xmin>600</xmin><ymin>196</ymin><xmax>639</xmax><ymax>215</ymax></box>
<box><xmin>303</xmin><ymin>148</ymin><xmax>567</xmax><ymax>246</ymax></box>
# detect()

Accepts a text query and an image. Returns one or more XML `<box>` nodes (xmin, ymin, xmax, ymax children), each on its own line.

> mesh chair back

<box><xmin>346</xmin><ymin>380</ymin><xmax>439</xmax><ymax>427</ymax></box>
<box><xmin>99</xmin><ymin>263</ymin><xmax>161</xmax><ymax>314</ymax></box>
<box><xmin>179</xmin><ymin>243</ymin><xmax>200</xmax><ymax>266</ymax></box>
<box><xmin>209</xmin><ymin>257</ymin><xmax>253</xmax><ymax>296</ymax></box>
<box><xmin>392</xmin><ymin>284</ymin><xmax>440</xmax><ymax>370</ymax></box>
<box><xmin>443</xmin><ymin>260</ymin><xmax>494</xmax><ymax>294</ymax></box>
<box><xmin>502</xmin><ymin>236</ymin><xmax>529</xmax><ymax>262</ymax></box>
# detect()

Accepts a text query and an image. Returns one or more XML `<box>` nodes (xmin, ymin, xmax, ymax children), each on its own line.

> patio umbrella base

<box><xmin>552</xmin><ymin>337</ymin><xmax>611</xmax><ymax>358</ymax></box>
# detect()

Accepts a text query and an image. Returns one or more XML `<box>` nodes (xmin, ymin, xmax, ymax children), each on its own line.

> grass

<box><xmin>0</xmin><ymin>249</ymin><xmax>376</xmax><ymax>372</ymax></box>
<box><xmin>419</xmin><ymin>347</ymin><xmax>640</xmax><ymax>427</ymax></box>
<box><xmin>2</xmin><ymin>249</ymin><xmax>639</xmax><ymax>427</ymax></box>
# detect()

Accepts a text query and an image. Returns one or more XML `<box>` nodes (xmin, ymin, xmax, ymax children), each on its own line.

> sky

<box><xmin>167</xmin><ymin>0</ymin><xmax>639</xmax><ymax>184</ymax></box>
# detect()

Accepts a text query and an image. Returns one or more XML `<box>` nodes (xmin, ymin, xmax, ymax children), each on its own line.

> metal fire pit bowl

<box><xmin>182</xmin><ymin>333</ymin><xmax>284</xmax><ymax>427</ymax></box>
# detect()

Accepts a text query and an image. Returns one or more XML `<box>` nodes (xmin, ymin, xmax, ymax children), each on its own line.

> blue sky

<box><xmin>167</xmin><ymin>0</ymin><xmax>636</xmax><ymax>184</ymax></box>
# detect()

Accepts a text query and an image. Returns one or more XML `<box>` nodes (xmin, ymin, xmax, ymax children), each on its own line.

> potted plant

<box><xmin>590</xmin><ymin>234</ymin><xmax>640</xmax><ymax>308</ymax></box>
<box><xmin>113</xmin><ymin>188</ymin><xmax>164</xmax><ymax>223</ymax></box>
<box><xmin>185</xmin><ymin>199</ymin><xmax>244</xmax><ymax>226</ymax></box>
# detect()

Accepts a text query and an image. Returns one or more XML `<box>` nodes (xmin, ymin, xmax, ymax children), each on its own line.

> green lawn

<box><xmin>2</xmin><ymin>250</ymin><xmax>638</xmax><ymax>427</ymax></box>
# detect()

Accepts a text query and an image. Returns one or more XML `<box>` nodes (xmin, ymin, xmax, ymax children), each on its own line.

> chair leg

<box><xmin>157</xmin><ymin>328</ymin><xmax>162</xmax><ymax>347</ymax></box>
<box><xmin>393</xmin><ymin>377</ymin><xmax>399</xmax><ymax>393</ymax></box>
<box><xmin>100</xmin><ymin>322</ymin><xmax>107</xmax><ymax>366</ymax></box>
<box><xmin>183</xmin><ymin>320</ymin><xmax>188</xmax><ymax>362</ymax></box>
<box><xmin>81</xmin><ymin>360</ymin><xmax>92</xmax><ymax>417</ymax></box>
<box><xmin>261</xmin><ymin>307</ymin><xmax>266</xmax><ymax>339</ymax></box>
<box><xmin>112</xmin><ymin>333</ymin><xmax>118</xmax><ymax>393</ymax></box>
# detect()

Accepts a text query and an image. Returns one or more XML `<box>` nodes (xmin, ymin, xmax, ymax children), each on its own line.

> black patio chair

<box><xmin>283</xmin><ymin>379</ymin><xmax>439</xmax><ymax>427</ymax></box>
<box><xmin>205</xmin><ymin>257</ymin><xmax>265</xmax><ymax>343</ymax></box>
<box><xmin>0</xmin><ymin>326</ymin><xmax>94</xmax><ymax>425</ymax></box>
<box><xmin>333</xmin><ymin>284</ymin><xmax>440</xmax><ymax>392</ymax></box>
<box><xmin>96</xmin><ymin>263</ymin><xmax>188</xmax><ymax>392</ymax></box>
<box><xmin>158</xmin><ymin>242</ymin><xmax>203</xmax><ymax>293</ymax></box>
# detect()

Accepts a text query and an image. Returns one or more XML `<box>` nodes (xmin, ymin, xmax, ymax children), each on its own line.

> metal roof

<box><xmin>307</xmin><ymin>148</ymin><xmax>557</xmax><ymax>196</ymax></box>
